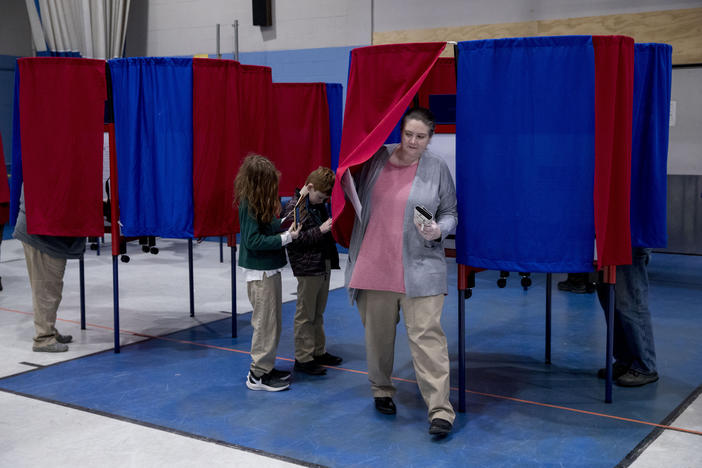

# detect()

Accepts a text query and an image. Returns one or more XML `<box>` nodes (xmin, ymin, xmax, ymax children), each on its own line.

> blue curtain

<box><xmin>325</xmin><ymin>83</ymin><xmax>343</xmax><ymax>172</ymax></box>
<box><xmin>108</xmin><ymin>57</ymin><xmax>193</xmax><ymax>238</ymax></box>
<box><xmin>455</xmin><ymin>36</ymin><xmax>596</xmax><ymax>273</ymax></box>
<box><xmin>630</xmin><ymin>43</ymin><xmax>672</xmax><ymax>248</ymax></box>
<box><xmin>9</xmin><ymin>69</ymin><xmax>22</xmax><ymax>225</ymax></box>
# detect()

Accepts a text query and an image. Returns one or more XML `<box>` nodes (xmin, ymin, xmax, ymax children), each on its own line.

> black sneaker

<box><xmin>597</xmin><ymin>362</ymin><xmax>629</xmax><ymax>380</ymax></box>
<box><xmin>374</xmin><ymin>397</ymin><xmax>396</xmax><ymax>415</ymax></box>
<box><xmin>429</xmin><ymin>418</ymin><xmax>452</xmax><ymax>437</ymax></box>
<box><xmin>245</xmin><ymin>371</ymin><xmax>290</xmax><ymax>392</ymax></box>
<box><xmin>294</xmin><ymin>359</ymin><xmax>327</xmax><ymax>375</ymax></box>
<box><xmin>314</xmin><ymin>352</ymin><xmax>343</xmax><ymax>366</ymax></box>
<box><xmin>268</xmin><ymin>368</ymin><xmax>291</xmax><ymax>381</ymax></box>
<box><xmin>616</xmin><ymin>369</ymin><xmax>659</xmax><ymax>387</ymax></box>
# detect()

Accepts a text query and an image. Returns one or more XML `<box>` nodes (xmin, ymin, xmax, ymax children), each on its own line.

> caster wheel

<box><xmin>497</xmin><ymin>278</ymin><xmax>507</xmax><ymax>288</ymax></box>
<box><xmin>150</xmin><ymin>247</ymin><xmax>159</xmax><ymax>255</ymax></box>
<box><xmin>120</xmin><ymin>255</ymin><xmax>130</xmax><ymax>263</ymax></box>
<box><xmin>521</xmin><ymin>277</ymin><xmax>532</xmax><ymax>289</ymax></box>
<box><xmin>142</xmin><ymin>245</ymin><xmax>150</xmax><ymax>253</ymax></box>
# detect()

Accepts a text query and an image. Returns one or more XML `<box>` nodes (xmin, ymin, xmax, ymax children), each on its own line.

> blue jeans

<box><xmin>597</xmin><ymin>248</ymin><xmax>657</xmax><ymax>375</ymax></box>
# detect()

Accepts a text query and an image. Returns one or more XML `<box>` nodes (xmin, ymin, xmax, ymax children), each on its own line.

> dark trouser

<box><xmin>597</xmin><ymin>248</ymin><xmax>657</xmax><ymax>375</ymax></box>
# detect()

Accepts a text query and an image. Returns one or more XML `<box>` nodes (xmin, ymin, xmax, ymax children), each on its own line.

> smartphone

<box><xmin>414</xmin><ymin>205</ymin><xmax>433</xmax><ymax>225</ymax></box>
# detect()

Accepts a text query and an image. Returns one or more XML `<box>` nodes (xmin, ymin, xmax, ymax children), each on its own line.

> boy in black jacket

<box><xmin>283</xmin><ymin>167</ymin><xmax>342</xmax><ymax>375</ymax></box>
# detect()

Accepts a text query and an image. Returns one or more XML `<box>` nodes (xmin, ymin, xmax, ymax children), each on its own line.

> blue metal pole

<box><xmin>79</xmin><ymin>254</ymin><xmax>86</xmax><ymax>330</ymax></box>
<box><xmin>188</xmin><ymin>239</ymin><xmax>194</xmax><ymax>317</ymax></box>
<box><xmin>545</xmin><ymin>273</ymin><xmax>552</xmax><ymax>364</ymax></box>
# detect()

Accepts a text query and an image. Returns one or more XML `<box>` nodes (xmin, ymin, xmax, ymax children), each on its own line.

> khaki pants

<box><xmin>23</xmin><ymin>242</ymin><xmax>66</xmax><ymax>346</ymax></box>
<box><xmin>358</xmin><ymin>290</ymin><xmax>455</xmax><ymax>423</ymax></box>
<box><xmin>247</xmin><ymin>272</ymin><xmax>282</xmax><ymax>376</ymax></box>
<box><xmin>294</xmin><ymin>266</ymin><xmax>331</xmax><ymax>362</ymax></box>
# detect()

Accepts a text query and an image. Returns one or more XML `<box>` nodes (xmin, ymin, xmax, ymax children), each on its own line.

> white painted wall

<box><xmin>125</xmin><ymin>0</ymin><xmax>372</xmax><ymax>57</ymax></box>
<box><xmin>373</xmin><ymin>0</ymin><xmax>702</xmax><ymax>32</ymax></box>
<box><xmin>0</xmin><ymin>0</ymin><xmax>33</xmax><ymax>56</ymax></box>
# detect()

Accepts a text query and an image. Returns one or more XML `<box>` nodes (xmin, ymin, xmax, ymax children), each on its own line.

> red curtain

<box><xmin>417</xmin><ymin>57</ymin><xmax>456</xmax><ymax>134</ymax></box>
<box><xmin>331</xmin><ymin>43</ymin><xmax>446</xmax><ymax>247</ymax></box>
<box><xmin>239</xmin><ymin>65</ymin><xmax>275</xmax><ymax>160</ymax></box>
<box><xmin>272</xmin><ymin>83</ymin><xmax>330</xmax><ymax>196</ymax></box>
<box><xmin>19</xmin><ymin>57</ymin><xmax>105</xmax><ymax>236</ymax></box>
<box><xmin>192</xmin><ymin>58</ymin><xmax>242</xmax><ymax>237</ymax></box>
<box><xmin>0</xmin><ymin>132</ymin><xmax>9</xmax><ymax>224</ymax></box>
<box><xmin>593</xmin><ymin>36</ymin><xmax>634</xmax><ymax>268</ymax></box>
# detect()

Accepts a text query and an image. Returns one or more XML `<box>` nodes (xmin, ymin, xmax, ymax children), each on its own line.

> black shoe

<box><xmin>314</xmin><ymin>352</ymin><xmax>343</xmax><ymax>366</ymax></box>
<box><xmin>0</xmin><ymin>276</ymin><xmax>3</xmax><ymax>291</ymax></box>
<box><xmin>55</xmin><ymin>332</ymin><xmax>73</xmax><ymax>344</ymax></box>
<box><xmin>294</xmin><ymin>359</ymin><xmax>327</xmax><ymax>375</ymax></box>
<box><xmin>374</xmin><ymin>397</ymin><xmax>396</xmax><ymax>415</ymax></box>
<box><xmin>429</xmin><ymin>418</ymin><xmax>452</xmax><ymax>437</ymax></box>
<box><xmin>616</xmin><ymin>369</ymin><xmax>659</xmax><ymax>387</ymax></box>
<box><xmin>597</xmin><ymin>362</ymin><xmax>629</xmax><ymax>380</ymax></box>
<box><xmin>245</xmin><ymin>371</ymin><xmax>290</xmax><ymax>392</ymax></box>
<box><xmin>557</xmin><ymin>279</ymin><xmax>589</xmax><ymax>294</ymax></box>
<box><xmin>267</xmin><ymin>368</ymin><xmax>291</xmax><ymax>381</ymax></box>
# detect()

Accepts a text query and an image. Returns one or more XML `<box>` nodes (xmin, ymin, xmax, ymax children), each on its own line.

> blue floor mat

<box><xmin>2</xmin><ymin>254</ymin><xmax>701</xmax><ymax>467</ymax></box>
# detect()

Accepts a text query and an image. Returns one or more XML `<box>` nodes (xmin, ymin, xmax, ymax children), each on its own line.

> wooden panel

<box><xmin>373</xmin><ymin>8</ymin><xmax>702</xmax><ymax>64</ymax></box>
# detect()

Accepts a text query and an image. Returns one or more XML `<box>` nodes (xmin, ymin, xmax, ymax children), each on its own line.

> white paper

<box><xmin>341</xmin><ymin>169</ymin><xmax>362</xmax><ymax>220</ymax></box>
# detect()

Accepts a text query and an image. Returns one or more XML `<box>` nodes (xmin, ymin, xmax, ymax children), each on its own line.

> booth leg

<box><xmin>605</xmin><ymin>283</ymin><xmax>615</xmax><ymax>403</ymax></box>
<box><xmin>112</xmin><ymin>255</ymin><xmax>120</xmax><ymax>353</ymax></box>
<box><xmin>79</xmin><ymin>255</ymin><xmax>86</xmax><ymax>330</ymax></box>
<box><xmin>219</xmin><ymin>236</ymin><xmax>224</xmax><ymax>263</ymax></box>
<box><xmin>458</xmin><ymin>286</ymin><xmax>466</xmax><ymax>413</ymax></box>
<box><xmin>545</xmin><ymin>272</ymin><xmax>552</xmax><ymax>364</ymax></box>
<box><xmin>188</xmin><ymin>239</ymin><xmax>194</xmax><ymax>317</ymax></box>
<box><xmin>231</xmin><ymin>245</ymin><xmax>237</xmax><ymax>338</ymax></box>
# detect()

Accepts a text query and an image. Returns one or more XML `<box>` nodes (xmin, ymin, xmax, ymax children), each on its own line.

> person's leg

<box><xmin>614</xmin><ymin>248</ymin><xmax>657</xmax><ymax>376</ymax></box>
<box><xmin>294</xmin><ymin>275</ymin><xmax>324</xmax><ymax>362</ymax></box>
<box><xmin>248</xmin><ymin>272</ymin><xmax>283</xmax><ymax>377</ymax></box>
<box><xmin>357</xmin><ymin>290</ymin><xmax>400</xmax><ymax>398</ymax></box>
<box><xmin>22</xmin><ymin>243</ymin><xmax>66</xmax><ymax>349</ymax></box>
<box><xmin>401</xmin><ymin>294</ymin><xmax>455</xmax><ymax>424</ymax></box>
<box><xmin>312</xmin><ymin>266</ymin><xmax>331</xmax><ymax>357</ymax></box>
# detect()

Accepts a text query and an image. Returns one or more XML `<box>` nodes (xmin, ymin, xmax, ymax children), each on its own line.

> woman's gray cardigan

<box><xmin>344</xmin><ymin>145</ymin><xmax>457</xmax><ymax>304</ymax></box>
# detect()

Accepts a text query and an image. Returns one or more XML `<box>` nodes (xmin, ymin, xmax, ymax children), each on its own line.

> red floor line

<box><xmin>3</xmin><ymin>305</ymin><xmax>700</xmax><ymax>436</ymax></box>
<box><xmin>458</xmin><ymin>387</ymin><xmax>702</xmax><ymax>436</ymax></box>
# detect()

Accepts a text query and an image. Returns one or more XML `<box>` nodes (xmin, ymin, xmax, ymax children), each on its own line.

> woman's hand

<box><xmin>320</xmin><ymin>218</ymin><xmax>333</xmax><ymax>234</ymax></box>
<box><xmin>288</xmin><ymin>222</ymin><xmax>302</xmax><ymax>240</ymax></box>
<box><xmin>415</xmin><ymin>220</ymin><xmax>441</xmax><ymax>241</ymax></box>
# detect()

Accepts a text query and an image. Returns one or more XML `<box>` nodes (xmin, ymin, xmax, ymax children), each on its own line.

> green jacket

<box><xmin>237</xmin><ymin>199</ymin><xmax>287</xmax><ymax>270</ymax></box>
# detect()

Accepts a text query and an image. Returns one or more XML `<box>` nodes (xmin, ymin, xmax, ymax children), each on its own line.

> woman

<box><xmin>344</xmin><ymin>108</ymin><xmax>457</xmax><ymax>437</ymax></box>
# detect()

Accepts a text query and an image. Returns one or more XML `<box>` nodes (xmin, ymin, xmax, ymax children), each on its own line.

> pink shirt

<box><xmin>349</xmin><ymin>159</ymin><xmax>418</xmax><ymax>293</ymax></box>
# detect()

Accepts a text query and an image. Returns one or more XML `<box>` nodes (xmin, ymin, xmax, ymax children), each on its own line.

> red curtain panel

<box><xmin>593</xmin><ymin>36</ymin><xmax>634</xmax><ymax>268</ymax></box>
<box><xmin>192</xmin><ymin>58</ymin><xmax>242</xmax><ymax>237</ymax></box>
<box><xmin>19</xmin><ymin>57</ymin><xmax>105</xmax><ymax>236</ymax></box>
<box><xmin>272</xmin><ymin>83</ymin><xmax>331</xmax><ymax>196</ymax></box>
<box><xmin>331</xmin><ymin>42</ymin><xmax>446</xmax><ymax>247</ymax></box>
<box><xmin>239</xmin><ymin>64</ymin><xmax>275</xmax><ymax>161</ymax></box>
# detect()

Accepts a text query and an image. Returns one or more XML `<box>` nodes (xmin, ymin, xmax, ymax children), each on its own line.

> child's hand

<box><xmin>289</xmin><ymin>222</ymin><xmax>302</xmax><ymax>239</ymax></box>
<box><xmin>299</xmin><ymin>183</ymin><xmax>311</xmax><ymax>199</ymax></box>
<box><xmin>320</xmin><ymin>218</ymin><xmax>333</xmax><ymax>234</ymax></box>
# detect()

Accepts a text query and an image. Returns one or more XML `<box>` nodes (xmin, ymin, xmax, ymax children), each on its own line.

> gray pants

<box><xmin>23</xmin><ymin>242</ymin><xmax>66</xmax><ymax>346</ymax></box>
<box><xmin>294</xmin><ymin>267</ymin><xmax>331</xmax><ymax>362</ymax></box>
<box><xmin>357</xmin><ymin>290</ymin><xmax>455</xmax><ymax>423</ymax></box>
<box><xmin>247</xmin><ymin>272</ymin><xmax>282</xmax><ymax>376</ymax></box>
